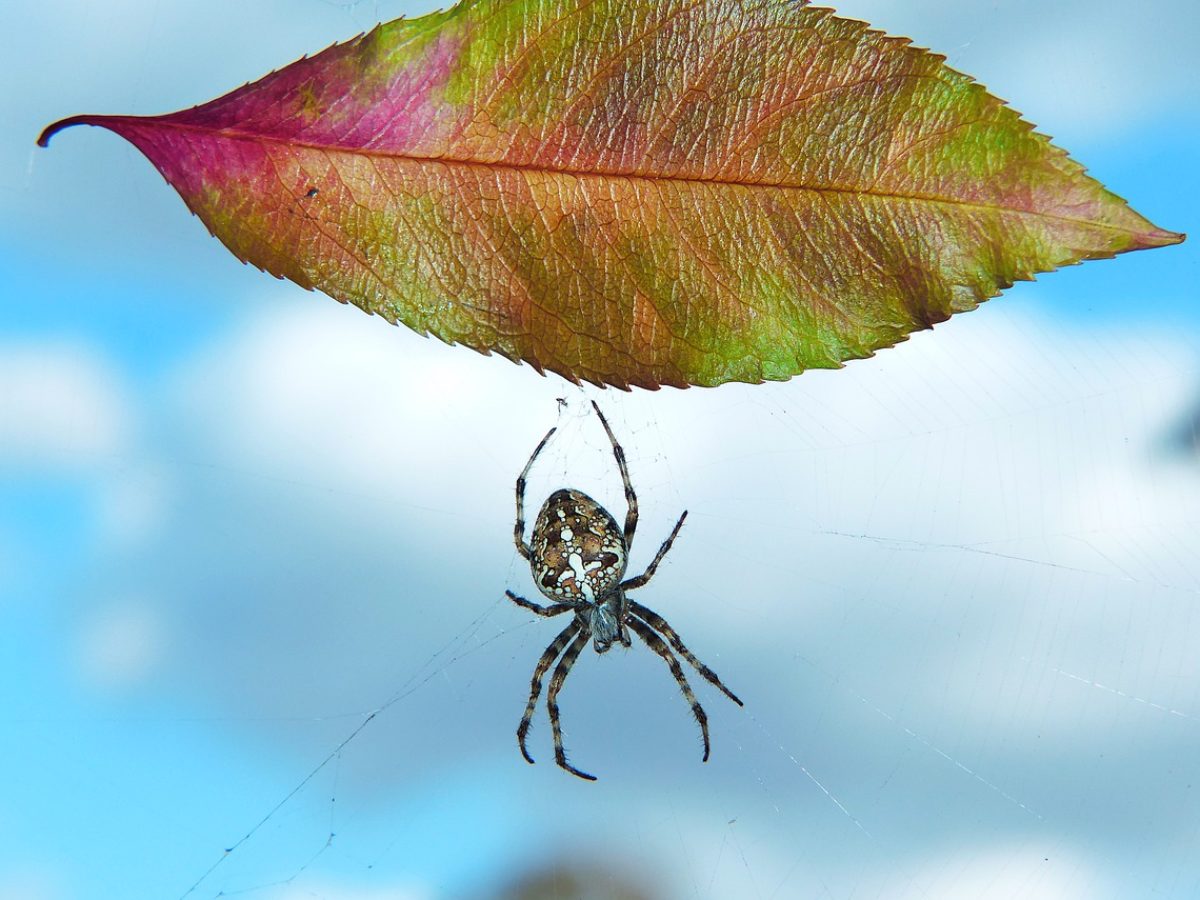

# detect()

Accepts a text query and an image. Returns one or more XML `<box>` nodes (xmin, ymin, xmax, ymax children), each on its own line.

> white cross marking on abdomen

<box><xmin>558</xmin><ymin>551</ymin><xmax>602</xmax><ymax>602</ymax></box>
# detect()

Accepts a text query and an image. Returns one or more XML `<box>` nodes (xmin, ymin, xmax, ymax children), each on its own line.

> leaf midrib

<box><xmin>132</xmin><ymin>117</ymin><xmax>1156</xmax><ymax>241</ymax></box>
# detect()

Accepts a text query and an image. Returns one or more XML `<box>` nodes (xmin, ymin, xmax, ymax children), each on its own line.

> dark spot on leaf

<box><xmin>305</xmin><ymin>187</ymin><xmax>319</xmax><ymax>198</ymax></box>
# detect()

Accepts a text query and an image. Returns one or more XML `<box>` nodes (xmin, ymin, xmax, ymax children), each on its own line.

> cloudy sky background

<box><xmin>2</xmin><ymin>1</ymin><xmax>1198</xmax><ymax>897</ymax></box>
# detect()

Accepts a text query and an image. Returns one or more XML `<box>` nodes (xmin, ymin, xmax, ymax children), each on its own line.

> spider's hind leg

<box><xmin>517</xmin><ymin>620</ymin><xmax>580</xmax><ymax>765</ymax></box>
<box><xmin>627</xmin><ymin>616</ymin><xmax>712</xmax><ymax>762</ymax></box>
<box><xmin>547</xmin><ymin>629</ymin><xmax>596</xmax><ymax>781</ymax></box>
<box><xmin>627</xmin><ymin>599</ymin><xmax>742</xmax><ymax>706</ymax></box>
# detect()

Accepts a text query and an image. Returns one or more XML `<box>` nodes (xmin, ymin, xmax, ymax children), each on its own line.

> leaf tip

<box><xmin>37</xmin><ymin>117</ymin><xmax>76</xmax><ymax>148</ymax></box>
<box><xmin>1140</xmin><ymin>227</ymin><xmax>1186</xmax><ymax>249</ymax></box>
<box><xmin>37</xmin><ymin>114</ymin><xmax>115</xmax><ymax>148</ymax></box>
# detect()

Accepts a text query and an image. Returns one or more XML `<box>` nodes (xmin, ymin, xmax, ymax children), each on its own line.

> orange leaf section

<box><xmin>40</xmin><ymin>0</ymin><xmax>1183</xmax><ymax>389</ymax></box>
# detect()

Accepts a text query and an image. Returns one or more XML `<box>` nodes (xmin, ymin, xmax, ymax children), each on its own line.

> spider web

<box><xmin>4</xmin><ymin>0</ymin><xmax>1198</xmax><ymax>899</ymax></box>
<box><xmin>149</xmin><ymin>303</ymin><xmax>1199</xmax><ymax>900</ymax></box>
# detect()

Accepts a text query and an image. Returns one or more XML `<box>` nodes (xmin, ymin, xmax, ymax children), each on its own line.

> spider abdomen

<box><xmin>530</xmin><ymin>488</ymin><xmax>628</xmax><ymax>603</ymax></box>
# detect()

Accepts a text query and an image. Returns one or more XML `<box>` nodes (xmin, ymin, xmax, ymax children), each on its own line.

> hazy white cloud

<box><xmin>0</xmin><ymin>342</ymin><xmax>130</xmax><ymax>470</ymax></box>
<box><xmin>891</xmin><ymin>843</ymin><xmax>1097</xmax><ymax>900</ymax></box>
<box><xmin>76</xmin><ymin>598</ymin><xmax>166</xmax><ymax>690</ymax></box>
<box><xmin>673</xmin><ymin>307</ymin><xmax>1200</xmax><ymax>753</ymax></box>
<box><xmin>95</xmin><ymin>465</ymin><xmax>173</xmax><ymax>550</ymax></box>
<box><xmin>0</xmin><ymin>867</ymin><xmax>67</xmax><ymax>900</ymax></box>
<box><xmin>169</xmin><ymin>300</ymin><xmax>569</xmax><ymax>512</ymax></box>
<box><xmin>157</xmin><ymin>296</ymin><xmax>1200</xmax><ymax>746</ymax></box>
<box><xmin>52</xmin><ymin>286</ymin><xmax>1194</xmax><ymax>900</ymax></box>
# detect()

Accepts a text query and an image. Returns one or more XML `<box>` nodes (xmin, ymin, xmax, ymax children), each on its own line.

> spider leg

<box><xmin>616</xmin><ymin>594</ymin><xmax>633</xmax><ymax>647</ymax></box>
<box><xmin>506</xmin><ymin>590</ymin><xmax>575</xmax><ymax>618</ymax></box>
<box><xmin>627</xmin><ymin>616</ymin><xmax>712</xmax><ymax>762</ymax></box>
<box><xmin>547</xmin><ymin>628</ymin><xmax>596</xmax><ymax>780</ymax></box>
<box><xmin>621</xmin><ymin>510</ymin><xmax>687</xmax><ymax>591</ymax></box>
<box><xmin>591</xmin><ymin>401</ymin><xmax>638</xmax><ymax>546</ymax></box>
<box><xmin>627</xmin><ymin>600</ymin><xmax>742</xmax><ymax>706</ymax></box>
<box><xmin>517</xmin><ymin>619</ymin><xmax>580</xmax><ymax>765</ymax></box>
<box><xmin>515</xmin><ymin>426</ymin><xmax>556</xmax><ymax>560</ymax></box>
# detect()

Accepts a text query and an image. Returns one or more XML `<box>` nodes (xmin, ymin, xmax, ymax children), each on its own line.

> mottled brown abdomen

<box><xmin>530</xmin><ymin>488</ymin><xmax>628</xmax><ymax>603</ymax></box>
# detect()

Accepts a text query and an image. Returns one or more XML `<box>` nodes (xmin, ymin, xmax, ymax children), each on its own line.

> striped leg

<box><xmin>622</xmin><ymin>510</ymin><xmax>687</xmax><ymax>590</ymax></box>
<box><xmin>547</xmin><ymin>629</ymin><xmax>595</xmax><ymax>781</ymax></box>
<box><xmin>505</xmin><ymin>590</ymin><xmax>574</xmax><ymax>618</ymax></box>
<box><xmin>627</xmin><ymin>599</ymin><xmax>742</xmax><ymax>706</ymax></box>
<box><xmin>627</xmin><ymin>616</ymin><xmax>711</xmax><ymax>762</ymax></box>
<box><xmin>515</xmin><ymin>426</ymin><xmax>556</xmax><ymax>560</ymax></box>
<box><xmin>517</xmin><ymin>620</ymin><xmax>579</xmax><ymax>764</ymax></box>
<box><xmin>591</xmin><ymin>401</ymin><xmax>638</xmax><ymax>545</ymax></box>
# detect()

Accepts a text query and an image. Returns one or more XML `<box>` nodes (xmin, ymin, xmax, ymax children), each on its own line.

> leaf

<box><xmin>39</xmin><ymin>0</ymin><xmax>1183</xmax><ymax>390</ymax></box>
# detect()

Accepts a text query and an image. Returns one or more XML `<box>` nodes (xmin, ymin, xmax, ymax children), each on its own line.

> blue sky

<box><xmin>2</xmin><ymin>1</ymin><xmax>1198</xmax><ymax>898</ymax></box>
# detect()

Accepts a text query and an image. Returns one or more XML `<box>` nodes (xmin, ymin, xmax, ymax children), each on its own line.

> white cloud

<box><xmin>95</xmin><ymin>465</ymin><xmax>173</xmax><ymax>550</ymax></box>
<box><xmin>169</xmin><ymin>300</ymin><xmax>572</xmax><ymax>512</ymax></box>
<box><xmin>0</xmin><ymin>342</ymin><xmax>130</xmax><ymax>470</ymax></box>
<box><xmin>889</xmin><ymin>843</ymin><xmax>1097</xmax><ymax>900</ymax></box>
<box><xmin>76</xmin><ymin>598</ymin><xmax>166</xmax><ymax>691</ymax></box>
<box><xmin>155</xmin><ymin>289</ymin><xmax>1200</xmax><ymax>763</ymax></box>
<box><xmin>0</xmin><ymin>866</ymin><xmax>67</xmax><ymax>900</ymax></box>
<box><xmin>68</xmin><ymin>292</ymin><xmax>1196</xmax><ymax>899</ymax></box>
<box><xmin>594</xmin><ymin>306</ymin><xmax>1200</xmax><ymax>761</ymax></box>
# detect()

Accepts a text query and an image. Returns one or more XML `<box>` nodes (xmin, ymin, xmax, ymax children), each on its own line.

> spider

<box><xmin>507</xmin><ymin>401</ymin><xmax>743</xmax><ymax>780</ymax></box>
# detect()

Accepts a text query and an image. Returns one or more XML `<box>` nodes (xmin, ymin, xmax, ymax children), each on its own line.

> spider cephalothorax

<box><xmin>507</xmin><ymin>401</ymin><xmax>742</xmax><ymax>781</ymax></box>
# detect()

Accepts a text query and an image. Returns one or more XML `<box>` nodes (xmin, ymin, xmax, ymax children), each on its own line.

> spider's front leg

<box><xmin>514</xmin><ymin>425</ymin><xmax>556</xmax><ymax>560</ymax></box>
<box><xmin>591</xmin><ymin>401</ymin><xmax>638</xmax><ymax>545</ymax></box>
<box><xmin>627</xmin><ymin>617</ymin><xmax>712</xmax><ymax>762</ymax></box>
<box><xmin>622</xmin><ymin>510</ymin><xmax>687</xmax><ymax>591</ymax></box>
